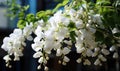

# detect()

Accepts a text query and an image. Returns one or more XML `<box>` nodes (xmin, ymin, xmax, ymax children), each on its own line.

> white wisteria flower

<box><xmin>1</xmin><ymin>0</ymin><xmax>119</xmax><ymax>70</ymax></box>
<box><xmin>23</xmin><ymin>23</ymin><xmax>34</xmax><ymax>41</ymax></box>
<box><xmin>1</xmin><ymin>28</ymin><xmax>25</xmax><ymax>65</ymax></box>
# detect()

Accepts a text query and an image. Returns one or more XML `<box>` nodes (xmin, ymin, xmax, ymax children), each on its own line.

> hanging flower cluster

<box><xmin>1</xmin><ymin>0</ymin><xmax>120</xmax><ymax>71</ymax></box>
<box><xmin>1</xmin><ymin>23</ymin><xmax>33</xmax><ymax>67</ymax></box>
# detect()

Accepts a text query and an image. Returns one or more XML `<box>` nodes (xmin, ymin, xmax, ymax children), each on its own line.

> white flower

<box><xmin>94</xmin><ymin>59</ymin><xmax>101</xmax><ymax>65</ymax></box>
<box><xmin>92</xmin><ymin>14</ymin><xmax>102</xmax><ymax>24</ymax></box>
<box><xmin>13</xmin><ymin>29</ymin><xmax>23</xmax><ymax>36</ymax></box>
<box><xmin>109</xmin><ymin>45</ymin><xmax>116</xmax><ymax>52</ymax></box>
<box><xmin>1</xmin><ymin>28</ymin><xmax>25</xmax><ymax>62</ymax></box>
<box><xmin>76</xmin><ymin>47</ymin><xmax>85</xmax><ymax>53</ymax></box>
<box><xmin>86</xmin><ymin>49</ymin><xmax>93</xmax><ymax>57</ymax></box>
<box><xmin>63</xmin><ymin>40</ymin><xmax>72</xmax><ymax>45</ymax></box>
<box><xmin>69</xmin><ymin>9</ymin><xmax>76</xmax><ymax>17</ymax></box>
<box><xmin>101</xmin><ymin>49</ymin><xmax>110</xmax><ymax>55</ymax></box>
<box><xmin>3</xmin><ymin>55</ymin><xmax>11</xmax><ymax>62</ymax></box>
<box><xmin>32</xmin><ymin>42</ymin><xmax>43</xmax><ymax>52</ymax></box>
<box><xmin>76</xmin><ymin>58</ymin><xmax>82</xmax><ymax>63</ymax></box>
<box><xmin>63</xmin><ymin>56</ymin><xmax>70</xmax><ymax>62</ymax></box>
<box><xmin>98</xmin><ymin>54</ymin><xmax>107</xmax><ymax>62</ymax></box>
<box><xmin>51</xmin><ymin>10</ymin><xmax>70</xmax><ymax>26</ymax></box>
<box><xmin>14</xmin><ymin>55</ymin><xmax>20</xmax><ymax>61</ymax></box>
<box><xmin>44</xmin><ymin>66</ymin><xmax>49</xmax><ymax>71</ymax></box>
<box><xmin>55</xmin><ymin>27</ymin><xmax>68</xmax><ymax>41</ymax></box>
<box><xmin>13</xmin><ymin>52</ymin><xmax>21</xmax><ymax>61</ymax></box>
<box><xmin>75</xmin><ymin>36</ymin><xmax>84</xmax><ymax>49</ymax></box>
<box><xmin>79</xmin><ymin>29</ymin><xmax>87</xmax><ymax>40</ymax></box>
<box><xmin>94</xmin><ymin>48</ymin><xmax>100</xmax><ymax>52</ymax></box>
<box><xmin>37</xmin><ymin>19</ymin><xmax>44</xmax><ymax>27</ymax></box>
<box><xmin>62</xmin><ymin>61</ymin><xmax>67</xmax><ymax>65</ymax></box>
<box><xmin>113</xmin><ymin>52</ymin><xmax>119</xmax><ymax>58</ymax></box>
<box><xmin>84</xmin><ymin>59</ymin><xmax>91</xmax><ymax>65</ymax></box>
<box><xmin>35</xmin><ymin>26</ymin><xmax>44</xmax><ymax>39</ymax></box>
<box><xmin>112</xmin><ymin>28</ymin><xmax>120</xmax><ymax>34</ymax></box>
<box><xmin>56</xmin><ymin>49</ymin><xmax>62</xmax><ymax>56</ymax></box>
<box><xmin>1</xmin><ymin>37</ymin><xmax>11</xmax><ymax>51</ymax></box>
<box><xmin>82</xmin><ymin>4</ymin><xmax>87</xmax><ymax>9</ymax></box>
<box><xmin>48</xmin><ymin>17</ymin><xmax>58</xmax><ymax>30</ymax></box>
<box><xmin>37</xmin><ymin>65</ymin><xmax>41</xmax><ymax>70</ymax></box>
<box><xmin>52</xmin><ymin>41</ymin><xmax>61</xmax><ymax>49</ymax></box>
<box><xmin>92</xmin><ymin>52</ymin><xmax>98</xmax><ymax>57</ymax></box>
<box><xmin>75</xmin><ymin>20</ymin><xmax>84</xmax><ymax>29</ymax></box>
<box><xmin>33</xmin><ymin>52</ymin><xmax>43</xmax><ymax>58</ymax></box>
<box><xmin>23</xmin><ymin>23</ymin><xmax>33</xmax><ymax>41</ymax></box>
<box><xmin>45</xmin><ymin>28</ymin><xmax>54</xmax><ymax>40</ymax></box>
<box><xmin>77</xmin><ymin>7</ymin><xmax>84</xmax><ymax>15</ymax></box>
<box><xmin>38</xmin><ymin>57</ymin><xmax>44</xmax><ymax>63</ymax></box>
<box><xmin>61</xmin><ymin>17</ymin><xmax>70</xmax><ymax>26</ymax></box>
<box><xmin>62</xmin><ymin>47</ymin><xmax>71</xmax><ymax>55</ymax></box>
<box><xmin>88</xmin><ymin>27</ymin><xmax>96</xmax><ymax>34</ymax></box>
<box><xmin>44</xmin><ymin>40</ymin><xmax>54</xmax><ymax>53</ymax></box>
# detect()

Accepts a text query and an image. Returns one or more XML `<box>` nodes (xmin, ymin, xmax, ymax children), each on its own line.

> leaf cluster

<box><xmin>93</xmin><ymin>0</ymin><xmax>120</xmax><ymax>46</ymax></box>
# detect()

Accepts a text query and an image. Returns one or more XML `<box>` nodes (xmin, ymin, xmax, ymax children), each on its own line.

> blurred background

<box><xmin>0</xmin><ymin>0</ymin><xmax>120</xmax><ymax>71</ymax></box>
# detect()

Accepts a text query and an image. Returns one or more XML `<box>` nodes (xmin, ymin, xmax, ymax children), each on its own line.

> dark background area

<box><xmin>0</xmin><ymin>0</ymin><xmax>120</xmax><ymax>71</ymax></box>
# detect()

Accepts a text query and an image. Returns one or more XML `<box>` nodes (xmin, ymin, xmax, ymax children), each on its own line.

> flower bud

<box><xmin>98</xmin><ymin>55</ymin><xmax>107</xmax><ymax>62</ymax></box>
<box><xmin>76</xmin><ymin>58</ymin><xmax>82</xmax><ymax>63</ymax></box>
<box><xmin>56</xmin><ymin>49</ymin><xmax>62</xmax><ymax>56</ymax></box>
<box><xmin>44</xmin><ymin>66</ymin><xmax>48</xmax><ymax>71</ymax></box>
<box><xmin>101</xmin><ymin>49</ymin><xmax>110</xmax><ymax>55</ymax></box>
<box><xmin>33</xmin><ymin>52</ymin><xmax>43</xmax><ymax>58</ymax></box>
<box><xmin>63</xmin><ymin>56</ymin><xmax>70</xmax><ymax>62</ymax></box>
<box><xmin>83</xmin><ymin>59</ymin><xmax>91</xmax><ymax>65</ymax></box>
<box><xmin>109</xmin><ymin>45</ymin><xmax>116</xmax><ymax>52</ymax></box>
<box><xmin>62</xmin><ymin>47</ymin><xmax>71</xmax><ymax>55</ymax></box>
<box><xmin>37</xmin><ymin>65</ymin><xmax>41</xmax><ymax>70</ymax></box>
<box><xmin>94</xmin><ymin>59</ymin><xmax>101</xmax><ymax>65</ymax></box>
<box><xmin>113</xmin><ymin>52</ymin><xmax>119</xmax><ymax>59</ymax></box>
<box><xmin>62</xmin><ymin>62</ymin><xmax>67</xmax><ymax>66</ymax></box>
<box><xmin>3</xmin><ymin>55</ymin><xmax>11</xmax><ymax>62</ymax></box>
<box><xmin>86</xmin><ymin>49</ymin><xmax>93</xmax><ymax>57</ymax></box>
<box><xmin>77</xmin><ymin>47</ymin><xmax>85</xmax><ymax>53</ymax></box>
<box><xmin>38</xmin><ymin>57</ymin><xmax>43</xmax><ymax>63</ymax></box>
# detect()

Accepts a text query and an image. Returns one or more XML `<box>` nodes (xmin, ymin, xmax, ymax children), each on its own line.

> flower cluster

<box><xmin>1</xmin><ymin>29</ymin><xmax>25</xmax><ymax>67</ymax></box>
<box><xmin>1</xmin><ymin>0</ymin><xmax>120</xmax><ymax>71</ymax></box>
<box><xmin>1</xmin><ymin>23</ymin><xmax>33</xmax><ymax>67</ymax></box>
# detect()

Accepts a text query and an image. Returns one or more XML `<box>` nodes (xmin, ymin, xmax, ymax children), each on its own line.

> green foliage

<box><xmin>26</xmin><ymin>14</ymin><xmax>36</xmax><ymax>23</ymax></box>
<box><xmin>93</xmin><ymin>0</ymin><xmax>120</xmax><ymax>46</ymax></box>
<box><xmin>6</xmin><ymin>0</ymin><xmax>29</xmax><ymax>20</ymax></box>
<box><xmin>95</xmin><ymin>30</ymin><xmax>104</xmax><ymax>42</ymax></box>
<box><xmin>36</xmin><ymin>10</ymin><xmax>53</xmax><ymax>21</ymax></box>
<box><xmin>68</xmin><ymin>22</ymin><xmax>77</xmax><ymax>43</ymax></box>
<box><xmin>17</xmin><ymin>0</ymin><xmax>69</xmax><ymax>28</ymax></box>
<box><xmin>52</xmin><ymin>0</ymin><xmax>69</xmax><ymax>13</ymax></box>
<box><xmin>17</xmin><ymin>20</ymin><xmax>26</xmax><ymax>29</ymax></box>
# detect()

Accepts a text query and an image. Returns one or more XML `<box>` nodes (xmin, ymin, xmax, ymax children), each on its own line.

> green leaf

<box><xmin>95</xmin><ymin>31</ymin><xmax>104</xmax><ymax>42</ymax></box>
<box><xmin>52</xmin><ymin>0</ymin><xmax>69</xmax><ymax>13</ymax></box>
<box><xmin>70</xmin><ymin>31</ymin><xmax>76</xmax><ymax>43</ymax></box>
<box><xmin>62</xmin><ymin>0</ymin><xmax>69</xmax><ymax>5</ymax></box>
<box><xmin>68</xmin><ymin>22</ymin><xmax>76</xmax><ymax>31</ymax></box>
<box><xmin>68</xmin><ymin>22</ymin><xmax>77</xmax><ymax>43</ymax></box>
<box><xmin>17</xmin><ymin>20</ymin><xmax>26</xmax><ymax>29</ymax></box>
<box><xmin>26</xmin><ymin>14</ymin><xmax>35</xmax><ymax>22</ymax></box>
<box><xmin>96</xmin><ymin>0</ymin><xmax>111</xmax><ymax>6</ymax></box>
<box><xmin>36</xmin><ymin>10</ymin><xmax>52</xmax><ymax>21</ymax></box>
<box><xmin>23</xmin><ymin>5</ymin><xmax>29</xmax><ymax>11</ymax></box>
<box><xmin>18</xmin><ymin>12</ymin><xmax>25</xmax><ymax>19</ymax></box>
